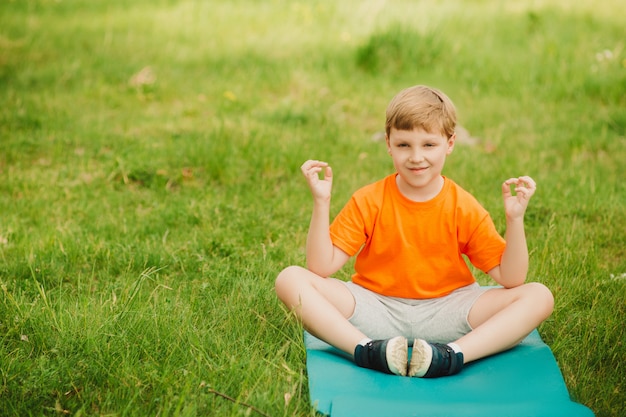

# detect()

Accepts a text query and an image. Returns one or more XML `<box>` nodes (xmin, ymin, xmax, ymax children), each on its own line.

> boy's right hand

<box><xmin>301</xmin><ymin>160</ymin><xmax>333</xmax><ymax>201</ymax></box>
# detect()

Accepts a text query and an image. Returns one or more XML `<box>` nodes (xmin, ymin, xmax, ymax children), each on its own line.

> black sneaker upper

<box><xmin>353</xmin><ymin>340</ymin><xmax>393</xmax><ymax>374</ymax></box>
<box><xmin>423</xmin><ymin>343</ymin><xmax>464</xmax><ymax>378</ymax></box>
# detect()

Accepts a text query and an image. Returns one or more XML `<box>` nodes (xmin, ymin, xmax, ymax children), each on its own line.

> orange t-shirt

<box><xmin>329</xmin><ymin>175</ymin><xmax>506</xmax><ymax>299</ymax></box>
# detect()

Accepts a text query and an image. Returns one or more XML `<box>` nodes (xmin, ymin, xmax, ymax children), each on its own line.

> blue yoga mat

<box><xmin>305</xmin><ymin>330</ymin><xmax>594</xmax><ymax>417</ymax></box>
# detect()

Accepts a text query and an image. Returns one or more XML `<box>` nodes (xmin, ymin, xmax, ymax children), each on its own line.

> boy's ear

<box><xmin>386</xmin><ymin>134</ymin><xmax>391</xmax><ymax>154</ymax></box>
<box><xmin>446</xmin><ymin>133</ymin><xmax>456</xmax><ymax>154</ymax></box>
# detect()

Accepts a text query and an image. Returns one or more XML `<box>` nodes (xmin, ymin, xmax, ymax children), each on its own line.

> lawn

<box><xmin>1</xmin><ymin>0</ymin><xmax>624</xmax><ymax>416</ymax></box>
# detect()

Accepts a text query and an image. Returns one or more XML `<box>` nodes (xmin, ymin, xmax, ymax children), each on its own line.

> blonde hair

<box><xmin>385</xmin><ymin>85</ymin><xmax>457</xmax><ymax>138</ymax></box>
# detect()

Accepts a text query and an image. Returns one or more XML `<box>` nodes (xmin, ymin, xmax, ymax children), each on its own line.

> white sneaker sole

<box><xmin>386</xmin><ymin>336</ymin><xmax>409</xmax><ymax>376</ymax></box>
<box><xmin>408</xmin><ymin>339</ymin><xmax>433</xmax><ymax>377</ymax></box>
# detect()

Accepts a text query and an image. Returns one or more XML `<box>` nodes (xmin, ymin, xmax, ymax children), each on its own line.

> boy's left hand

<box><xmin>502</xmin><ymin>176</ymin><xmax>536</xmax><ymax>220</ymax></box>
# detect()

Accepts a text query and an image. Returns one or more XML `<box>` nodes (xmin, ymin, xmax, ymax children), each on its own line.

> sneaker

<box><xmin>353</xmin><ymin>336</ymin><xmax>408</xmax><ymax>376</ymax></box>
<box><xmin>408</xmin><ymin>339</ymin><xmax>464</xmax><ymax>378</ymax></box>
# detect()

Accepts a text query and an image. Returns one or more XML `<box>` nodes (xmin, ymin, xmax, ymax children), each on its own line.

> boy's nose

<box><xmin>409</xmin><ymin>150</ymin><xmax>424</xmax><ymax>163</ymax></box>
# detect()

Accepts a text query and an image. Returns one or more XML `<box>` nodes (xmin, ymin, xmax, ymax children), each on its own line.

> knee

<box><xmin>525</xmin><ymin>282</ymin><xmax>555</xmax><ymax>318</ymax></box>
<box><xmin>275</xmin><ymin>265</ymin><xmax>306</xmax><ymax>300</ymax></box>
<box><xmin>275</xmin><ymin>265</ymin><xmax>304</xmax><ymax>287</ymax></box>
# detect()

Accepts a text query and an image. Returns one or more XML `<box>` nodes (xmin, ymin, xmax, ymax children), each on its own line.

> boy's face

<box><xmin>386</xmin><ymin>128</ymin><xmax>455</xmax><ymax>200</ymax></box>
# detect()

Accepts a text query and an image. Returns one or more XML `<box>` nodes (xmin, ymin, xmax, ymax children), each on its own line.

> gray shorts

<box><xmin>345</xmin><ymin>281</ymin><xmax>489</xmax><ymax>344</ymax></box>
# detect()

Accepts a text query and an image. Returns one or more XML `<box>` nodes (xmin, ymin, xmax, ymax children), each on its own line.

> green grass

<box><xmin>1</xmin><ymin>0</ymin><xmax>625</xmax><ymax>415</ymax></box>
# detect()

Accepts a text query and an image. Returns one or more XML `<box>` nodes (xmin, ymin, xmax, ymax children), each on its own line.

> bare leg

<box><xmin>275</xmin><ymin>265</ymin><xmax>366</xmax><ymax>354</ymax></box>
<box><xmin>456</xmin><ymin>282</ymin><xmax>554</xmax><ymax>363</ymax></box>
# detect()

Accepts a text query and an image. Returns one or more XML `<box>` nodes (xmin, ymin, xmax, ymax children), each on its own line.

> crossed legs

<box><xmin>275</xmin><ymin>265</ymin><xmax>554</xmax><ymax>371</ymax></box>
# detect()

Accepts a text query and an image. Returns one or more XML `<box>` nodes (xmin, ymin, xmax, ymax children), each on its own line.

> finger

<box><xmin>324</xmin><ymin>166</ymin><xmax>333</xmax><ymax>182</ymax></box>
<box><xmin>303</xmin><ymin>160</ymin><xmax>328</xmax><ymax>169</ymax></box>
<box><xmin>517</xmin><ymin>176</ymin><xmax>536</xmax><ymax>197</ymax></box>
<box><xmin>502</xmin><ymin>178</ymin><xmax>517</xmax><ymax>195</ymax></box>
<box><xmin>301</xmin><ymin>160</ymin><xmax>328</xmax><ymax>176</ymax></box>
<box><xmin>517</xmin><ymin>176</ymin><xmax>536</xmax><ymax>192</ymax></box>
<box><xmin>514</xmin><ymin>186</ymin><xmax>531</xmax><ymax>199</ymax></box>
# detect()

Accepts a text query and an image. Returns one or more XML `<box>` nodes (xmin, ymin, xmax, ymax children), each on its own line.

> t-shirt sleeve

<box><xmin>463</xmin><ymin>212</ymin><xmax>506</xmax><ymax>273</ymax></box>
<box><xmin>329</xmin><ymin>195</ymin><xmax>370</xmax><ymax>257</ymax></box>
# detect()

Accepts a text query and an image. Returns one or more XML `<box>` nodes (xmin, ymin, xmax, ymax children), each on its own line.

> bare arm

<box><xmin>301</xmin><ymin>160</ymin><xmax>350</xmax><ymax>277</ymax></box>
<box><xmin>488</xmin><ymin>176</ymin><xmax>536</xmax><ymax>288</ymax></box>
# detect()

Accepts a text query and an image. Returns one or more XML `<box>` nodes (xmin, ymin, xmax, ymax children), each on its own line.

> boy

<box><xmin>275</xmin><ymin>85</ymin><xmax>554</xmax><ymax>378</ymax></box>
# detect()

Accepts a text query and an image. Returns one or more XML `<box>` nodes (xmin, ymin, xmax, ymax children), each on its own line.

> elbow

<box><xmin>502</xmin><ymin>272</ymin><xmax>528</xmax><ymax>288</ymax></box>
<box><xmin>491</xmin><ymin>267</ymin><xmax>527</xmax><ymax>289</ymax></box>
<box><xmin>306</xmin><ymin>246</ymin><xmax>347</xmax><ymax>278</ymax></box>
<box><xmin>306</xmin><ymin>254</ymin><xmax>340</xmax><ymax>278</ymax></box>
<box><xmin>305</xmin><ymin>261</ymin><xmax>331</xmax><ymax>278</ymax></box>
<box><xmin>502</xmin><ymin>279</ymin><xmax>525</xmax><ymax>289</ymax></box>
